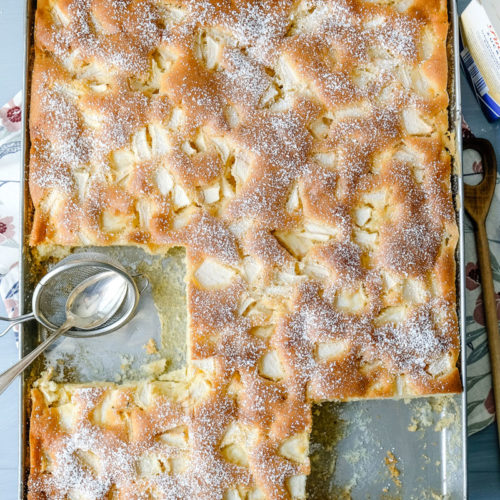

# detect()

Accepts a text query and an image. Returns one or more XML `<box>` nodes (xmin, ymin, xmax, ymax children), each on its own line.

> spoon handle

<box><xmin>0</xmin><ymin>312</ymin><xmax>35</xmax><ymax>338</ymax></box>
<box><xmin>474</xmin><ymin>222</ymin><xmax>500</xmax><ymax>446</ymax></box>
<box><xmin>0</xmin><ymin>322</ymin><xmax>72</xmax><ymax>396</ymax></box>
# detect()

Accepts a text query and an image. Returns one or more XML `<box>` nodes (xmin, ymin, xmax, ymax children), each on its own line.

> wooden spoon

<box><xmin>463</xmin><ymin>137</ymin><xmax>500</xmax><ymax>444</ymax></box>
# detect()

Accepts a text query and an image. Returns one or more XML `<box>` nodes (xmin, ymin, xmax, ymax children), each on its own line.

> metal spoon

<box><xmin>0</xmin><ymin>270</ymin><xmax>129</xmax><ymax>395</ymax></box>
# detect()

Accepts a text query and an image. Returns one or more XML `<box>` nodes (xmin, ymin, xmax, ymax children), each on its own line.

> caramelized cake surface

<box><xmin>28</xmin><ymin>0</ymin><xmax>460</xmax><ymax>498</ymax></box>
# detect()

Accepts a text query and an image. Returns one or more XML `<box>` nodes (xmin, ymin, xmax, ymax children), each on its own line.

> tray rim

<box><xmin>16</xmin><ymin>0</ymin><xmax>467</xmax><ymax>497</ymax></box>
<box><xmin>18</xmin><ymin>0</ymin><xmax>33</xmax><ymax>496</ymax></box>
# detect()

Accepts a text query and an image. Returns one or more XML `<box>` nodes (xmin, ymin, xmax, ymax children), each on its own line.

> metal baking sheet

<box><xmin>17</xmin><ymin>0</ymin><xmax>467</xmax><ymax>498</ymax></box>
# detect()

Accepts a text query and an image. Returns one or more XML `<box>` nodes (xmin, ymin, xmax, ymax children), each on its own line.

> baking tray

<box><xmin>17</xmin><ymin>0</ymin><xmax>467</xmax><ymax>498</ymax></box>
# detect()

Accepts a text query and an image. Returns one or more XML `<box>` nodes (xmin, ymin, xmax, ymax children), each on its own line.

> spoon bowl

<box><xmin>66</xmin><ymin>271</ymin><xmax>129</xmax><ymax>330</ymax></box>
<box><xmin>34</xmin><ymin>253</ymin><xmax>142</xmax><ymax>338</ymax></box>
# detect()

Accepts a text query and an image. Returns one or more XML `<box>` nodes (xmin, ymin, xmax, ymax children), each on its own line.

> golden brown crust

<box><xmin>28</xmin><ymin>372</ymin><xmax>311</xmax><ymax>500</ymax></box>
<box><xmin>28</xmin><ymin>0</ymin><xmax>460</xmax><ymax>498</ymax></box>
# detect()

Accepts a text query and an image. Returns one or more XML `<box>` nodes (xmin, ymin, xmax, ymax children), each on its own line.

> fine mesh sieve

<box><xmin>31</xmin><ymin>252</ymin><xmax>141</xmax><ymax>338</ymax></box>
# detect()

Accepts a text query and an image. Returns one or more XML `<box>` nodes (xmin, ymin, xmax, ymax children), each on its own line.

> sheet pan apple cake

<box><xmin>27</xmin><ymin>0</ymin><xmax>461</xmax><ymax>498</ymax></box>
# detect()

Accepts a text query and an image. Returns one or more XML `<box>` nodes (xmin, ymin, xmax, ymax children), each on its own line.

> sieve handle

<box><xmin>0</xmin><ymin>313</ymin><xmax>35</xmax><ymax>338</ymax></box>
<box><xmin>0</xmin><ymin>322</ymin><xmax>73</xmax><ymax>396</ymax></box>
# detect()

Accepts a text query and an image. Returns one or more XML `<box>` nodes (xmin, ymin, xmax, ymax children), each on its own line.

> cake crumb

<box><xmin>408</xmin><ymin>422</ymin><xmax>418</xmax><ymax>432</ymax></box>
<box><xmin>120</xmin><ymin>355</ymin><xmax>133</xmax><ymax>373</ymax></box>
<box><xmin>385</xmin><ymin>451</ymin><xmax>402</xmax><ymax>488</ymax></box>
<box><xmin>431</xmin><ymin>492</ymin><xmax>445</xmax><ymax>500</ymax></box>
<box><xmin>144</xmin><ymin>338</ymin><xmax>159</xmax><ymax>355</ymax></box>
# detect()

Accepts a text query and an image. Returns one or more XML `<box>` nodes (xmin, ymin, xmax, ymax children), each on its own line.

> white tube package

<box><xmin>460</xmin><ymin>0</ymin><xmax>500</xmax><ymax>121</ymax></box>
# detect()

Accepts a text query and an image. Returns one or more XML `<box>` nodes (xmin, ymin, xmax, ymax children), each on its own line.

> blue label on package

<box><xmin>459</xmin><ymin>31</ymin><xmax>500</xmax><ymax>122</ymax></box>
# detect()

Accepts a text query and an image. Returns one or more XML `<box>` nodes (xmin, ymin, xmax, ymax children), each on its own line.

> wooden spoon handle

<box><xmin>463</xmin><ymin>137</ymin><xmax>497</xmax><ymax>221</ymax></box>
<box><xmin>474</xmin><ymin>222</ymin><xmax>500</xmax><ymax>442</ymax></box>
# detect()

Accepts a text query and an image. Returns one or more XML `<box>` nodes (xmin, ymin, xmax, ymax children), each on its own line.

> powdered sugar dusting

<box><xmin>373</xmin><ymin>300</ymin><xmax>455</xmax><ymax>374</ymax></box>
<box><xmin>29</xmin><ymin>0</ymin><xmax>458</xmax><ymax>496</ymax></box>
